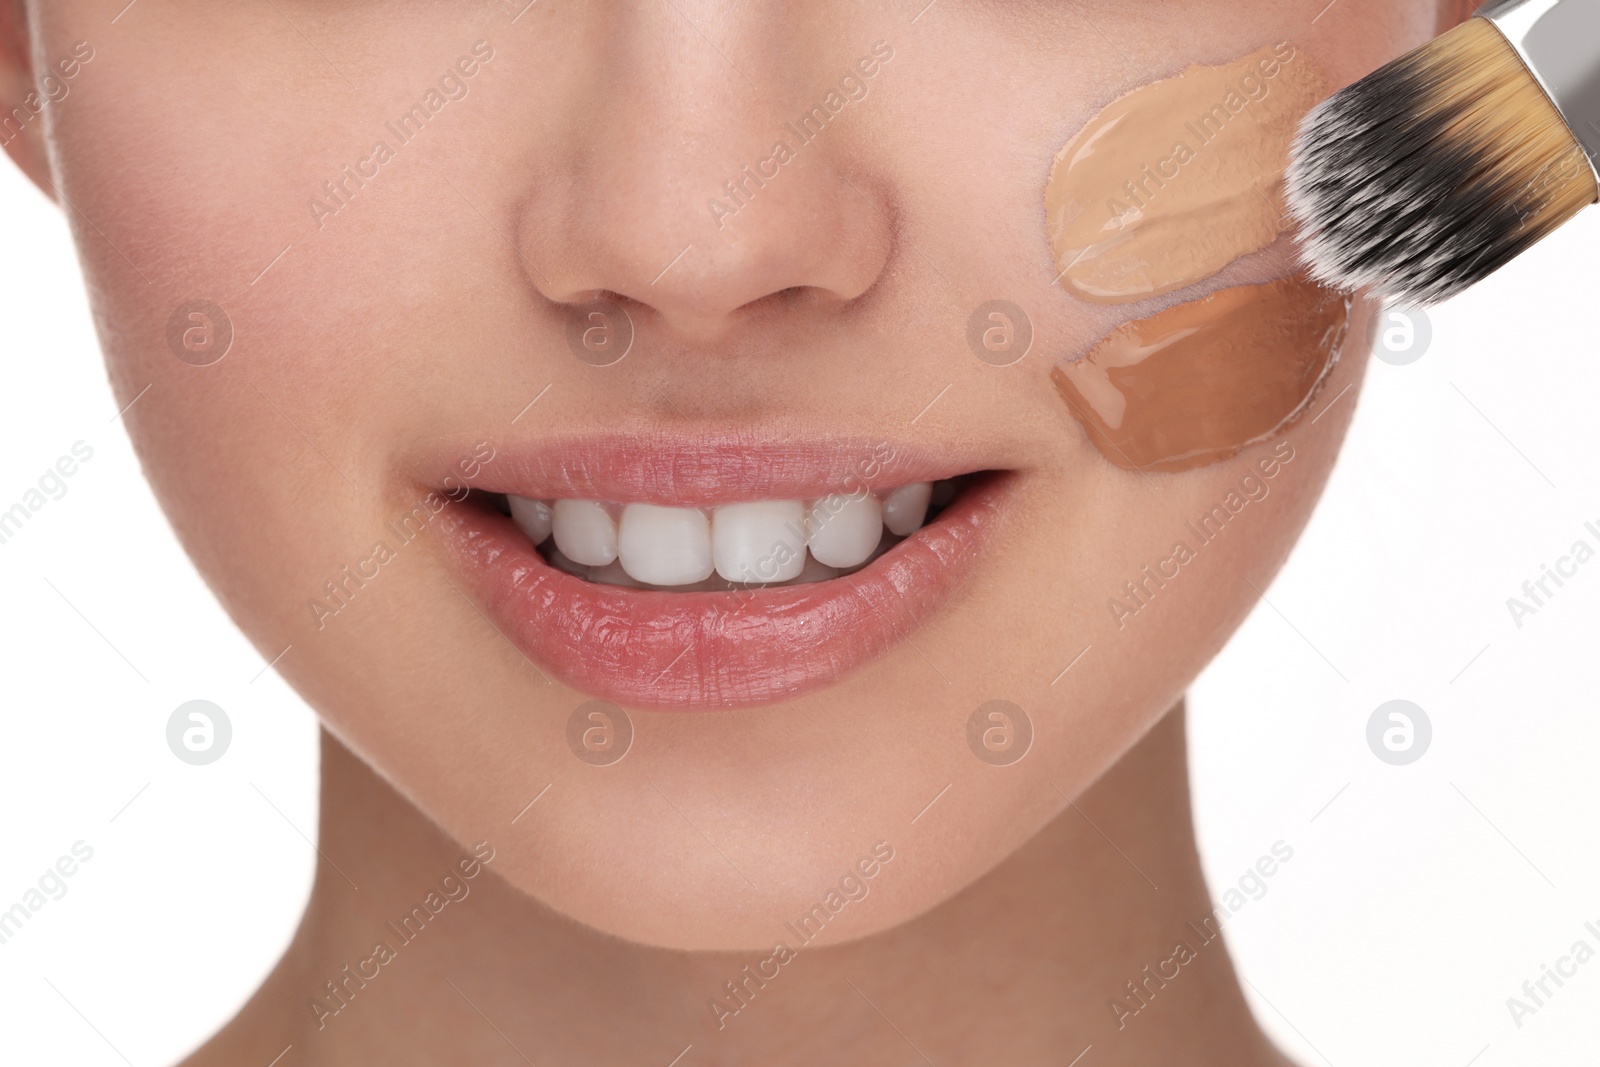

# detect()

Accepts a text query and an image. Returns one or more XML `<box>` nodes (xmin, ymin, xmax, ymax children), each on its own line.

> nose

<box><xmin>515</xmin><ymin>4</ymin><xmax>893</xmax><ymax>343</ymax></box>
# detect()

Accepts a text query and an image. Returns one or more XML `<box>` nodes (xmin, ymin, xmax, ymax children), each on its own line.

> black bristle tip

<box><xmin>1286</xmin><ymin>23</ymin><xmax>1592</xmax><ymax>307</ymax></box>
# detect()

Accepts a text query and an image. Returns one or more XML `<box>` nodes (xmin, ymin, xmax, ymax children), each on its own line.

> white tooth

<box><xmin>589</xmin><ymin>560</ymin><xmax>648</xmax><ymax>589</ymax></box>
<box><xmin>508</xmin><ymin>495</ymin><xmax>553</xmax><ymax>545</ymax></box>
<box><xmin>712</xmin><ymin>500</ymin><xmax>807</xmax><ymax>583</ymax></box>
<box><xmin>836</xmin><ymin>531</ymin><xmax>897</xmax><ymax>577</ymax></box>
<box><xmin>544</xmin><ymin>544</ymin><xmax>590</xmax><ymax>579</ymax></box>
<box><xmin>552</xmin><ymin>499</ymin><xmax>618</xmax><ymax>566</ymax></box>
<box><xmin>806</xmin><ymin>493</ymin><xmax>884</xmax><ymax>568</ymax></box>
<box><xmin>882</xmin><ymin>482</ymin><xmax>932</xmax><ymax>536</ymax></box>
<box><xmin>781</xmin><ymin>554</ymin><xmax>839</xmax><ymax>586</ymax></box>
<box><xmin>618</xmin><ymin>504</ymin><xmax>713</xmax><ymax>586</ymax></box>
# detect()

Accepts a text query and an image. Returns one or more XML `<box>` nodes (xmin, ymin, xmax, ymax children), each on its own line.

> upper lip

<box><xmin>433</xmin><ymin>431</ymin><xmax>1002</xmax><ymax>504</ymax></box>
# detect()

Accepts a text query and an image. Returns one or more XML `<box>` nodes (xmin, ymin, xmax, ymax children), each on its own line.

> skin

<box><xmin>1</xmin><ymin>0</ymin><xmax>1469</xmax><ymax>1063</ymax></box>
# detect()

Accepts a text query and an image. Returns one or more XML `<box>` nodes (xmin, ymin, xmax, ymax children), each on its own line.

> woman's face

<box><xmin>8</xmin><ymin>0</ymin><xmax>1448</xmax><ymax>950</ymax></box>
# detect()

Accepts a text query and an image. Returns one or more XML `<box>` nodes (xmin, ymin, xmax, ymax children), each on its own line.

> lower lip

<box><xmin>439</xmin><ymin>479</ymin><xmax>1007</xmax><ymax>710</ymax></box>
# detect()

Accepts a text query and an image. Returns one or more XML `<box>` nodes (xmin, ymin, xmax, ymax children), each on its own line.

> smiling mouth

<box><xmin>435</xmin><ymin>436</ymin><xmax>1008</xmax><ymax>709</ymax></box>
<box><xmin>482</xmin><ymin>476</ymin><xmax>973</xmax><ymax>591</ymax></box>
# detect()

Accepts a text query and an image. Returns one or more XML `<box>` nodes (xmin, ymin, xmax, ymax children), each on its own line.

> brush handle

<box><xmin>1477</xmin><ymin>0</ymin><xmax>1600</xmax><ymax>180</ymax></box>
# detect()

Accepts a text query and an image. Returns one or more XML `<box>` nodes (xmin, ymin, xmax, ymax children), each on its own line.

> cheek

<box><xmin>1068</xmin><ymin>292</ymin><xmax>1376</xmax><ymax>651</ymax></box>
<box><xmin>36</xmin><ymin>11</ymin><xmax>510</xmax><ymax>623</ymax></box>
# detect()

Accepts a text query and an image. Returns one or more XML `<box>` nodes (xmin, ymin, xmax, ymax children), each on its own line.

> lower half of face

<box><xmin>29</xmin><ymin>0</ymin><xmax>1437</xmax><ymax>949</ymax></box>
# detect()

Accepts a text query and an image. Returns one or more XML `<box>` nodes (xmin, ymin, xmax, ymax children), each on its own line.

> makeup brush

<box><xmin>1285</xmin><ymin>0</ymin><xmax>1600</xmax><ymax>306</ymax></box>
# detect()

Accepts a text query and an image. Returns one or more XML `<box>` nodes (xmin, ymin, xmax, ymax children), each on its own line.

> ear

<box><xmin>0</xmin><ymin>0</ymin><xmax>57</xmax><ymax>199</ymax></box>
<box><xmin>1439</xmin><ymin>0</ymin><xmax>1479</xmax><ymax>31</ymax></box>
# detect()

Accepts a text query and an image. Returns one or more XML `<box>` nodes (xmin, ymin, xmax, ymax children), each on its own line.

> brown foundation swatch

<box><xmin>1045</xmin><ymin>43</ymin><xmax>1326</xmax><ymax>303</ymax></box>
<box><xmin>1052</xmin><ymin>275</ymin><xmax>1351</xmax><ymax>472</ymax></box>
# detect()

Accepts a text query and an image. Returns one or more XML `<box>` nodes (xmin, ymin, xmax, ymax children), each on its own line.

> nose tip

<box><xmin>534</xmin><ymin>165</ymin><xmax>892</xmax><ymax>343</ymax></box>
<box><xmin>511</xmin><ymin>12</ymin><xmax>894</xmax><ymax>343</ymax></box>
<box><xmin>548</xmin><ymin>173</ymin><xmax>889</xmax><ymax>342</ymax></box>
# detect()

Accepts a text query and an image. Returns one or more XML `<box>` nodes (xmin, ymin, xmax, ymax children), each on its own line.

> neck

<box><xmin>191</xmin><ymin>704</ymin><xmax>1290</xmax><ymax>1067</ymax></box>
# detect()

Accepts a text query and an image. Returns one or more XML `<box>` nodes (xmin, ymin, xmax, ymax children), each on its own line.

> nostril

<box><xmin>743</xmin><ymin>285</ymin><xmax>810</xmax><ymax>316</ymax></box>
<box><xmin>559</xmin><ymin>289</ymin><xmax>632</xmax><ymax>309</ymax></box>
<box><xmin>739</xmin><ymin>284</ymin><xmax>840</xmax><ymax>320</ymax></box>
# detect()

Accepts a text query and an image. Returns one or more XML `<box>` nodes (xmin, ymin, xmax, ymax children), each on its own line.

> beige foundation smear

<box><xmin>1045</xmin><ymin>43</ymin><xmax>1327</xmax><ymax>303</ymax></box>
<box><xmin>1051</xmin><ymin>275</ymin><xmax>1352</xmax><ymax>473</ymax></box>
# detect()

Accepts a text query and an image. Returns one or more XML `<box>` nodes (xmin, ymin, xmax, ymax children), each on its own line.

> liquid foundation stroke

<box><xmin>1046</xmin><ymin>42</ymin><xmax>1325</xmax><ymax>303</ymax></box>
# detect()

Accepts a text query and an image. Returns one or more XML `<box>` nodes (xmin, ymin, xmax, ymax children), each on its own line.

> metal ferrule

<box><xmin>1476</xmin><ymin>0</ymin><xmax>1600</xmax><ymax>184</ymax></box>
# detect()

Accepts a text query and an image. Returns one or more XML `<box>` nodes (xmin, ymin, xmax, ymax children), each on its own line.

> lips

<box><xmin>433</xmin><ymin>436</ymin><xmax>1008</xmax><ymax>709</ymax></box>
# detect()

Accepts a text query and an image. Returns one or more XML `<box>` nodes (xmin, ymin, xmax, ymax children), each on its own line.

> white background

<box><xmin>3</xmin><ymin>151</ymin><xmax>1598</xmax><ymax>1064</ymax></box>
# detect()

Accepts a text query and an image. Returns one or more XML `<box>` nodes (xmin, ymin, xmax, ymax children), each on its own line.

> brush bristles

<box><xmin>1287</xmin><ymin>18</ymin><xmax>1597</xmax><ymax>307</ymax></box>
